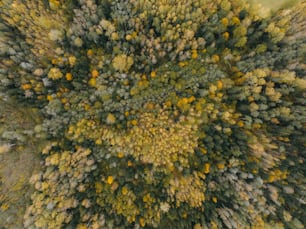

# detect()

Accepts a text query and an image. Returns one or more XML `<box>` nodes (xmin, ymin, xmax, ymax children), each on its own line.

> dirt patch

<box><xmin>0</xmin><ymin>99</ymin><xmax>42</xmax><ymax>228</ymax></box>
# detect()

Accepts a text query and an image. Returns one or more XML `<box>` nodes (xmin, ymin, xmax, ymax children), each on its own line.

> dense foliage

<box><xmin>0</xmin><ymin>0</ymin><xmax>305</xmax><ymax>228</ymax></box>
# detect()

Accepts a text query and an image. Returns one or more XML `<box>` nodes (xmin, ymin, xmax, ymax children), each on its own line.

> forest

<box><xmin>0</xmin><ymin>0</ymin><xmax>305</xmax><ymax>228</ymax></box>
